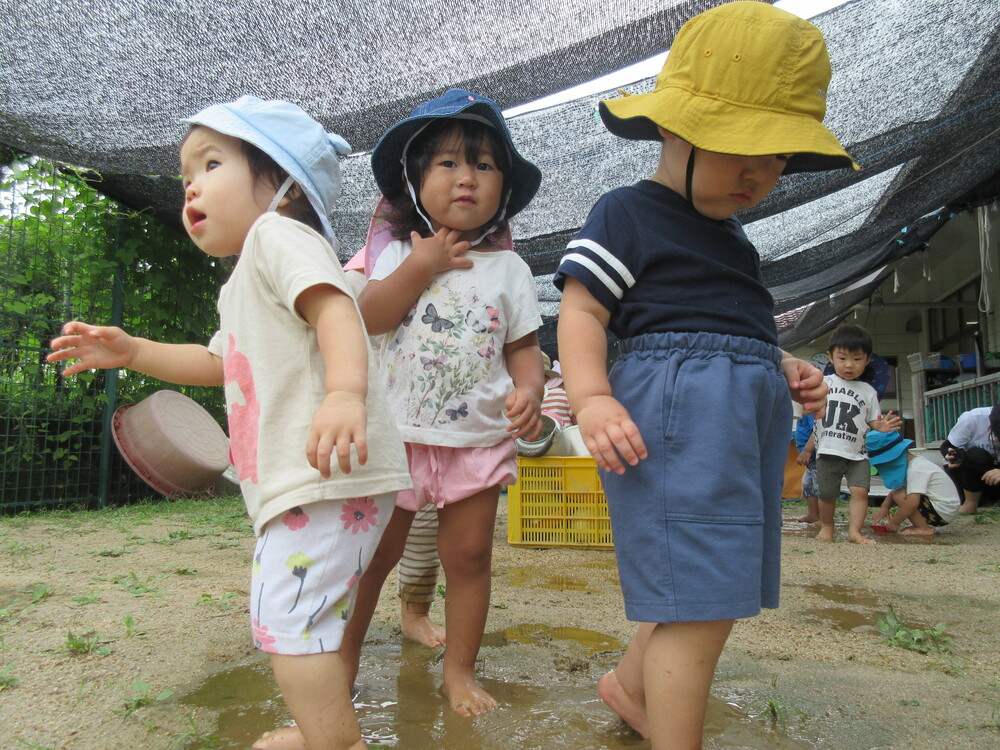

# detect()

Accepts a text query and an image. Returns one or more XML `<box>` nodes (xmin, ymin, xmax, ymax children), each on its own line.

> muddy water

<box><xmin>180</xmin><ymin>629</ymin><xmax>817</xmax><ymax>749</ymax></box>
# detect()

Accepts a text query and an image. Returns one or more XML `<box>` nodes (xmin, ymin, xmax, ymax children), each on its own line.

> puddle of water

<box><xmin>505</xmin><ymin>566</ymin><xmax>600</xmax><ymax>593</ymax></box>
<box><xmin>178</xmin><ymin>628</ymin><xmax>818</xmax><ymax>749</ymax></box>
<box><xmin>781</xmin><ymin>519</ymin><xmax>959</xmax><ymax>545</ymax></box>
<box><xmin>803</xmin><ymin>607</ymin><xmax>880</xmax><ymax>633</ymax></box>
<box><xmin>799</xmin><ymin>582</ymin><xmax>879</xmax><ymax>608</ymax></box>
<box><xmin>483</xmin><ymin>623</ymin><xmax>623</xmax><ymax>654</ymax></box>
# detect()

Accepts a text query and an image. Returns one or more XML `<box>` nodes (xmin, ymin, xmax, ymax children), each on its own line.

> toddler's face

<box><xmin>828</xmin><ymin>347</ymin><xmax>871</xmax><ymax>381</ymax></box>
<box><xmin>418</xmin><ymin>131</ymin><xmax>504</xmax><ymax>242</ymax></box>
<box><xmin>655</xmin><ymin>129</ymin><xmax>789</xmax><ymax>220</ymax></box>
<box><xmin>179</xmin><ymin>126</ymin><xmax>275</xmax><ymax>257</ymax></box>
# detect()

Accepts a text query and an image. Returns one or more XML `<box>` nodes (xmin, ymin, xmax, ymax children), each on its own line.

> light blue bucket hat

<box><xmin>182</xmin><ymin>96</ymin><xmax>351</xmax><ymax>242</ymax></box>
<box><xmin>866</xmin><ymin>430</ymin><xmax>913</xmax><ymax>490</ymax></box>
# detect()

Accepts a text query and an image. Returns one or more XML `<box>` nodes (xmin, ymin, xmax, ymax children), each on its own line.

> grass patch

<box><xmin>115</xmin><ymin>572</ymin><xmax>167</xmax><ymax>597</ymax></box>
<box><xmin>0</xmin><ymin>664</ymin><xmax>19</xmax><ymax>691</ymax></box>
<box><xmin>877</xmin><ymin>604</ymin><xmax>953</xmax><ymax>654</ymax></box>
<box><xmin>119</xmin><ymin>680</ymin><xmax>173</xmax><ymax>717</ymax></box>
<box><xmin>62</xmin><ymin>631</ymin><xmax>111</xmax><ymax>656</ymax></box>
<box><xmin>2</xmin><ymin>494</ymin><xmax>247</xmax><ymax>534</ymax></box>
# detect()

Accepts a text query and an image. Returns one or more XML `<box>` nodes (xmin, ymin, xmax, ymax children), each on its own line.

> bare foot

<box><xmin>899</xmin><ymin>526</ymin><xmax>935</xmax><ymax>536</ymax></box>
<box><xmin>815</xmin><ymin>525</ymin><xmax>835</xmax><ymax>542</ymax></box>
<box><xmin>848</xmin><ymin>531</ymin><xmax>876</xmax><ymax>545</ymax></box>
<box><xmin>400</xmin><ymin>611</ymin><xmax>446</xmax><ymax>648</ymax></box>
<box><xmin>598</xmin><ymin>671</ymin><xmax>649</xmax><ymax>738</ymax></box>
<box><xmin>788</xmin><ymin>515</ymin><xmax>821</xmax><ymax>524</ymax></box>
<box><xmin>252</xmin><ymin>726</ymin><xmax>305</xmax><ymax>750</ymax></box>
<box><xmin>959</xmin><ymin>503</ymin><xmax>979</xmax><ymax>515</ymax></box>
<box><xmin>442</xmin><ymin>667</ymin><xmax>497</xmax><ymax>716</ymax></box>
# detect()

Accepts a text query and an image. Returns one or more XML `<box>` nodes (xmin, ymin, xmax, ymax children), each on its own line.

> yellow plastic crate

<box><xmin>507</xmin><ymin>456</ymin><xmax>613</xmax><ymax>549</ymax></box>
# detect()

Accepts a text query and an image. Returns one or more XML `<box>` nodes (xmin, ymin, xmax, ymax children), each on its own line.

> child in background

<box><xmin>48</xmin><ymin>97</ymin><xmax>412</xmax><ymax>750</ymax></box>
<box><xmin>541</xmin><ymin>352</ymin><xmax>573</xmax><ymax>427</ymax></box>
<box><xmin>555</xmin><ymin>4</ymin><xmax>851</xmax><ymax>746</ymax></box>
<box><xmin>868</xmin><ymin>431</ymin><xmax>960</xmax><ymax>535</ymax></box>
<box><xmin>345</xmin><ymin>243</ymin><xmax>446</xmax><ymax>650</ymax></box>
<box><xmin>814</xmin><ymin>324</ymin><xmax>901</xmax><ymax>544</ymax></box>
<box><xmin>341</xmin><ymin>88</ymin><xmax>545</xmax><ymax>717</ymax></box>
<box><xmin>790</xmin><ymin>412</ymin><xmax>821</xmax><ymax>523</ymax></box>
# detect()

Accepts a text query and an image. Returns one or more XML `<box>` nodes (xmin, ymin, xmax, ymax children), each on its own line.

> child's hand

<box><xmin>781</xmin><ymin>356</ymin><xmax>827</xmax><ymax>415</ymax></box>
<box><xmin>410</xmin><ymin>228</ymin><xmax>474</xmax><ymax>276</ymax></box>
<box><xmin>575</xmin><ymin>395</ymin><xmax>647</xmax><ymax>475</ymax></box>
<box><xmin>795</xmin><ymin>447</ymin><xmax>813</xmax><ymax>466</ymax></box>
<box><xmin>505</xmin><ymin>386</ymin><xmax>542</xmax><ymax>441</ymax></box>
<box><xmin>982</xmin><ymin>468</ymin><xmax>1000</xmax><ymax>486</ymax></box>
<box><xmin>874</xmin><ymin>410</ymin><xmax>903</xmax><ymax>432</ymax></box>
<box><xmin>306</xmin><ymin>391</ymin><xmax>367</xmax><ymax>477</ymax></box>
<box><xmin>47</xmin><ymin>321</ymin><xmax>137</xmax><ymax>375</ymax></box>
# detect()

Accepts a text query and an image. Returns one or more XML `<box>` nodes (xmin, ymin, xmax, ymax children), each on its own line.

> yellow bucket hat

<box><xmin>599</xmin><ymin>1</ymin><xmax>857</xmax><ymax>174</ymax></box>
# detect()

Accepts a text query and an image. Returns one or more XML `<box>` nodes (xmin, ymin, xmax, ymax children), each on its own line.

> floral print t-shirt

<box><xmin>371</xmin><ymin>240</ymin><xmax>542</xmax><ymax>447</ymax></box>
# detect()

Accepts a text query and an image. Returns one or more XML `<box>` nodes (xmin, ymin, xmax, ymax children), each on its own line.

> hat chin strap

<box><xmin>267</xmin><ymin>176</ymin><xmax>296</xmax><ymax>214</ymax></box>
<box><xmin>685</xmin><ymin>146</ymin><xmax>696</xmax><ymax>204</ymax></box>
<box><xmin>402</xmin><ymin>162</ymin><xmax>508</xmax><ymax>248</ymax></box>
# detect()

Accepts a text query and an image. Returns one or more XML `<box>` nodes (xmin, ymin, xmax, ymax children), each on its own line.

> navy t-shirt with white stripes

<box><xmin>553</xmin><ymin>180</ymin><xmax>778</xmax><ymax>346</ymax></box>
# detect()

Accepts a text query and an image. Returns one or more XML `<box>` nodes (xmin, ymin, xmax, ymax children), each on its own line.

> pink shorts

<box><xmin>396</xmin><ymin>440</ymin><xmax>517</xmax><ymax>511</ymax></box>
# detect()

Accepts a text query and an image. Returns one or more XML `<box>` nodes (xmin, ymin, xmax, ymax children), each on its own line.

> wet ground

<box><xmin>179</xmin><ymin>632</ymin><xmax>819</xmax><ymax>750</ymax></box>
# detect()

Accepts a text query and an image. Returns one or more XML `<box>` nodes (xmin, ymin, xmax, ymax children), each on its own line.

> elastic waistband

<box><xmin>618</xmin><ymin>331</ymin><xmax>783</xmax><ymax>366</ymax></box>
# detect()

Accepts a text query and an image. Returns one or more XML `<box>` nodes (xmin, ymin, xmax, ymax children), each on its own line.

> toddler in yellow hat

<box><xmin>554</xmin><ymin>2</ymin><xmax>855</xmax><ymax>746</ymax></box>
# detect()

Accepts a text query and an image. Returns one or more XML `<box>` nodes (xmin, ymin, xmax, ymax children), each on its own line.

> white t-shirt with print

<box><xmin>371</xmin><ymin>239</ymin><xmax>542</xmax><ymax>447</ymax></box>
<box><xmin>904</xmin><ymin>455</ymin><xmax>960</xmax><ymax>523</ymax></box>
<box><xmin>815</xmin><ymin>373</ymin><xmax>881</xmax><ymax>461</ymax></box>
<box><xmin>207</xmin><ymin>214</ymin><xmax>412</xmax><ymax>535</ymax></box>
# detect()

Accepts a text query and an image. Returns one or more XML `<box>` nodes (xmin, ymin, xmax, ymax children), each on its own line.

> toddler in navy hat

<box><xmin>341</xmin><ymin>89</ymin><xmax>545</xmax><ymax>718</ymax></box>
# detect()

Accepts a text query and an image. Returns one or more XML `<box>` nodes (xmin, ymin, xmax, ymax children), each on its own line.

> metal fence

<box><xmin>923</xmin><ymin>372</ymin><xmax>1000</xmax><ymax>443</ymax></box>
<box><xmin>1</xmin><ymin>158</ymin><xmax>225</xmax><ymax>512</ymax></box>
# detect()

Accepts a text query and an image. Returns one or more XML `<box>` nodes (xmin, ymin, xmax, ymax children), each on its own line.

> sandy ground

<box><xmin>1</xmin><ymin>493</ymin><xmax>999</xmax><ymax>750</ymax></box>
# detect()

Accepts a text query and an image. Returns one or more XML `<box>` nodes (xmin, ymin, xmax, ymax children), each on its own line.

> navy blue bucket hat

<box><xmin>371</xmin><ymin>89</ymin><xmax>541</xmax><ymax>221</ymax></box>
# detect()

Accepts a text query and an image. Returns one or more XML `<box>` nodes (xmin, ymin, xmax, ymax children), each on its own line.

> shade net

<box><xmin>3</xmin><ymin>0</ymin><xmax>999</xmax><ymax>348</ymax></box>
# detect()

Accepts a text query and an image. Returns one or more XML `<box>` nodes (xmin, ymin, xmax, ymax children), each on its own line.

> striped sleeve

<box><xmin>553</xmin><ymin>191</ymin><xmax>637</xmax><ymax>312</ymax></box>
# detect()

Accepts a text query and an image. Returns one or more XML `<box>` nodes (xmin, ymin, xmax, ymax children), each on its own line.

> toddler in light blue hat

<box><xmin>868</xmin><ymin>430</ymin><xmax>961</xmax><ymax>535</ymax></box>
<box><xmin>49</xmin><ymin>97</ymin><xmax>412</xmax><ymax>750</ymax></box>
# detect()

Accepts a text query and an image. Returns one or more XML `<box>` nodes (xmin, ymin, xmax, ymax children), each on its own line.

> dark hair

<box><xmin>239</xmin><ymin>141</ymin><xmax>324</xmax><ymax>234</ymax></box>
<box><xmin>827</xmin><ymin>324</ymin><xmax>872</xmax><ymax>356</ymax></box>
<box><xmin>383</xmin><ymin>119</ymin><xmax>511</xmax><ymax>240</ymax></box>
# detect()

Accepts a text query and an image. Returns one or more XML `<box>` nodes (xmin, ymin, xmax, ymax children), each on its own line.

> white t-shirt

<box><xmin>904</xmin><ymin>455</ymin><xmax>960</xmax><ymax>523</ymax></box>
<box><xmin>815</xmin><ymin>374</ymin><xmax>881</xmax><ymax>460</ymax></box>
<box><xmin>371</xmin><ymin>239</ymin><xmax>542</xmax><ymax>447</ymax></box>
<box><xmin>208</xmin><ymin>214</ymin><xmax>412</xmax><ymax>535</ymax></box>
<box><xmin>946</xmin><ymin>406</ymin><xmax>997</xmax><ymax>458</ymax></box>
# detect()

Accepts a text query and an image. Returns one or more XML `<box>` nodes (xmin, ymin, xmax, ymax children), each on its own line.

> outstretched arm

<box><xmin>296</xmin><ymin>284</ymin><xmax>369</xmax><ymax>477</ymax></box>
<box><xmin>359</xmin><ymin>228</ymin><xmax>472</xmax><ymax>335</ymax></box>
<box><xmin>557</xmin><ymin>278</ymin><xmax>647</xmax><ymax>474</ymax></box>
<box><xmin>47</xmin><ymin>321</ymin><xmax>223</xmax><ymax>385</ymax></box>
<box><xmin>503</xmin><ymin>332</ymin><xmax>544</xmax><ymax>441</ymax></box>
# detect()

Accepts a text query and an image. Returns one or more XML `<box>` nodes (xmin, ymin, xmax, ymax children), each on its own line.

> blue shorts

<box><xmin>602</xmin><ymin>332</ymin><xmax>790</xmax><ymax>623</ymax></box>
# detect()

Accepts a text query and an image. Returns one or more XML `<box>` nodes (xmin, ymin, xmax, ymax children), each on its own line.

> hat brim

<box><xmin>183</xmin><ymin>106</ymin><xmax>338</xmax><ymax>242</ymax></box>
<box><xmin>868</xmin><ymin>438</ymin><xmax>914</xmax><ymax>465</ymax></box>
<box><xmin>875</xmin><ymin>460</ymin><xmax>907</xmax><ymax>490</ymax></box>
<box><xmin>371</xmin><ymin>100</ymin><xmax>541</xmax><ymax>219</ymax></box>
<box><xmin>599</xmin><ymin>89</ymin><xmax>858</xmax><ymax>174</ymax></box>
